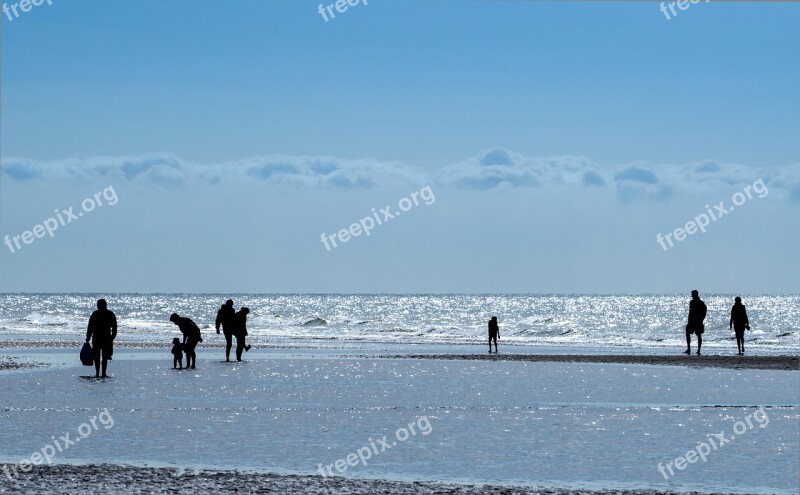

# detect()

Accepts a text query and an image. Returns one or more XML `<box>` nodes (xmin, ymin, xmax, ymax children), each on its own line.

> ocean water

<box><xmin>1</xmin><ymin>294</ymin><xmax>798</xmax><ymax>352</ymax></box>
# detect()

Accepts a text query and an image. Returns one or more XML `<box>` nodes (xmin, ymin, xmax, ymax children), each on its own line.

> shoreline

<box><xmin>1</xmin><ymin>346</ymin><xmax>798</xmax><ymax>371</ymax></box>
<box><xmin>380</xmin><ymin>354</ymin><xmax>800</xmax><ymax>371</ymax></box>
<box><xmin>0</xmin><ymin>463</ymin><xmax>739</xmax><ymax>495</ymax></box>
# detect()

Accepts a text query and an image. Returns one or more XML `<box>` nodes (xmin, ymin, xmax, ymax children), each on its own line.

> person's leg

<box><xmin>93</xmin><ymin>344</ymin><xmax>101</xmax><ymax>377</ymax></box>
<box><xmin>696</xmin><ymin>333</ymin><xmax>702</xmax><ymax>355</ymax></box>
<box><xmin>236</xmin><ymin>337</ymin><xmax>244</xmax><ymax>361</ymax></box>
<box><xmin>101</xmin><ymin>347</ymin><xmax>109</xmax><ymax>377</ymax></box>
<box><xmin>488</xmin><ymin>335</ymin><xmax>492</xmax><ymax>352</ymax></box>
<box><xmin>492</xmin><ymin>335</ymin><xmax>498</xmax><ymax>352</ymax></box>
<box><xmin>225</xmin><ymin>333</ymin><xmax>232</xmax><ymax>361</ymax></box>
<box><xmin>684</xmin><ymin>331</ymin><xmax>691</xmax><ymax>354</ymax></box>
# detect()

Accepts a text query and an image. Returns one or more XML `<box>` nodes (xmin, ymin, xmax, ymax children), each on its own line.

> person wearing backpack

<box><xmin>684</xmin><ymin>290</ymin><xmax>707</xmax><ymax>355</ymax></box>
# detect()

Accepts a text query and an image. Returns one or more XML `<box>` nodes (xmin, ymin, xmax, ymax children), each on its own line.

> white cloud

<box><xmin>435</xmin><ymin>147</ymin><xmax>603</xmax><ymax>190</ymax></box>
<box><xmin>1</xmin><ymin>153</ymin><xmax>426</xmax><ymax>189</ymax></box>
<box><xmin>435</xmin><ymin>148</ymin><xmax>800</xmax><ymax>202</ymax></box>
<box><xmin>2</xmin><ymin>150</ymin><xmax>798</xmax><ymax>202</ymax></box>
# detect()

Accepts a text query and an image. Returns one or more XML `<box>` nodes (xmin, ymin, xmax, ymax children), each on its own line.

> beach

<box><xmin>0</xmin><ymin>463</ymin><xmax>742</xmax><ymax>494</ymax></box>
<box><xmin>0</xmin><ymin>356</ymin><xmax>48</xmax><ymax>371</ymax></box>
<box><xmin>1</xmin><ymin>295</ymin><xmax>798</xmax><ymax>494</ymax></box>
<box><xmin>1</xmin><ymin>345</ymin><xmax>798</xmax><ymax>495</ymax></box>
<box><xmin>385</xmin><ymin>354</ymin><xmax>800</xmax><ymax>371</ymax></box>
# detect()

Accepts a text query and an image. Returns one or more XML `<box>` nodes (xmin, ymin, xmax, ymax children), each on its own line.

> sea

<box><xmin>1</xmin><ymin>293</ymin><xmax>798</xmax><ymax>352</ymax></box>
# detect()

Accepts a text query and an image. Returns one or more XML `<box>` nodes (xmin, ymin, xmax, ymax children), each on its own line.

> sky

<box><xmin>1</xmin><ymin>0</ymin><xmax>798</xmax><ymax>293</ymax></box>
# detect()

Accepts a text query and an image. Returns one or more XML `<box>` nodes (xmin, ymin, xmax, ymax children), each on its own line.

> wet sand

<box><xmin>2</xmin><ymin>342</ymin><xmax>798</xmax><ymax>370</ymax></box>
<box><xmin>0</xmin><ymin>464</ymin><xmax>735</xmax><ymax>494</ymax></box>
<box><xmin>0</xmin><ymin>356</ymin><xmax>48</xmax><ymax>371</ymax></box>
<box><xmin>381</xmin><ymin>354</ymin><xmax>800</xmax><ymax>371</ymax></box>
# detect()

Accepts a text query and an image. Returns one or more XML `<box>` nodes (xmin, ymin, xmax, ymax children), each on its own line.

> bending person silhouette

<box><xmin>730</xmin><ymin>296</ymin><xmax>750</xmax><ymax>355</ymax></box>
<box><xmin>170</xmin><ymin>313</ymin><xmax>203</xmax><ymax>369</ymax></box>
<box><xmin>233</xmin><ymin>307</ymin><xmax>252</xmax><ymax>362</ymax></box>
<box><xmin>488</xmin><ymin>316</ymin><xmax>499</xmax><ymax>353</ymax></box>
<box><xmin>685</xmin><ymin>290</ymin><xmax>707</xmax><ymax>355</ymax></box>
<box><xmin>86</xmin><ymin>299</ymin><xmax>117</xmax><ymax>378</ymax></box>
<box><xmin>216</xmin><ymin>299</ymin><xmax>236</xmax><ymax>362</ymax></box>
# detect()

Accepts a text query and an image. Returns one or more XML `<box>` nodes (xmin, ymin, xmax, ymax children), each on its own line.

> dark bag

<box><xmin>80</xmin><ymin>343</ymin><xmax>94</xmax><ymax>366</ymax></box>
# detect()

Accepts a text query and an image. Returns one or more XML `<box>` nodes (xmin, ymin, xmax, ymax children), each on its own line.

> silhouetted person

<box><xmin>233</xmin><ymin>307</ymin><xmax>252</xmax><ymax>362</ymax></box>
<box><xmin>730</xmin><ymin>296</ymin><xmax>750</xmax><ymax>355</ymax></box>
<box><xmin>488</xmin><ymin>316</ymin><xmax>499</xmax><ymax>353</ymax></box>
<box><xmin>216</xmin><ymin>299</ymin><xmax>236</xmax><ymax>362</ymax></box>
<box><xmin>171</xmin><ymin>337</ymin><xmax>184</xmax><ymax>369</ymax></box>
<box><xmin>170</xmin><ymin>313</ymin><xmax>202</xmax><ymax>369</ymax></box>
<box><xmin>86</xmin><ymin>299</ymin><xmax>117</xmax><ymax>378</ymax></box>
<box><xmin>685</xmin><ymin>290</ymin><xmax>707</xmax><ymax>355</ymax></box>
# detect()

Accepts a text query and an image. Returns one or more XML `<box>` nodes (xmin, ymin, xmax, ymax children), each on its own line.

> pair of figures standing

<box><xmin>685</xmin><ymin>290</ymin><xmax>750</xmax><ymax>355</ymax></box>
<box><xmin>215</xmin><ymin>299</ymin><xmax>251</xmax><ymax>362</ymax></box>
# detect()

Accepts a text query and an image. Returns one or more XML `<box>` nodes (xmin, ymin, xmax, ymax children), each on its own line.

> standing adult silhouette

<box><xmin>86</xmin><ymin>299</ymin><xmax>117</xmax><ymax>378</ymax></box>
<box><xmin>216</xmin><ymin>299</ymin><xmax>236</xmax><ymax>362</ymax></box>
<box><xmin>488</xmin><ymin>316</ymin><xmax>499</xmax><ymax>353</ymax></box>
<box><xmin>730</xmin><ymin>296</ymin><xmax>750</xmax><ymax>355</ymax></box>
<box><xmin>685</xmin><ymin>290</ymin><xmax>707</xmax><ymax>355</ymax></box>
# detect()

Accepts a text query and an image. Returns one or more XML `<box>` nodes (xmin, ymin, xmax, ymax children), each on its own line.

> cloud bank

<box><xmin>2</xmin><ymin>149</ymin><xmax>798</xmax><ymax>201</ymax></box>
<box><xmin>435</xmin><ymin>147</ymin><xmax>800</xmax><ymax>202</ymax></box>
<box><xmin>0</xmin><ymin>153</ymin><xmax>426</xmax><ymax>189</ymax></box>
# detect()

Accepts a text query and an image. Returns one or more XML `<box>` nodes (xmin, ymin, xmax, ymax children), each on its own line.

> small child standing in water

<box><xmin>171</xmin><ymin>337</ymin><xmax>184</xmax><ymax>369</ymax></box>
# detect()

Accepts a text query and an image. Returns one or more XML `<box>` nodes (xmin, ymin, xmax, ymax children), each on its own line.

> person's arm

<box><xmin>215</xmin><ymin>311</ymin><xmax>221</xmax><ymax>333</ymax></box>
<box><xmin>111</xmin><ymin>313</ymin><xmax>118</xmax><ymax>341</ymax></box>
<box><xmin>744</xmin><ymin>307</ymin><xmax>750</xmax><ymax>329</ymax></box>
<box><xmin>86</xmin><ymin>315</ymin><xmax>93</xmax><ymax>343</ymax></box>
<box><xmin>730</xmin><ymin>308</ymin><xmax>734</xmax><ymax>329</ymax></box>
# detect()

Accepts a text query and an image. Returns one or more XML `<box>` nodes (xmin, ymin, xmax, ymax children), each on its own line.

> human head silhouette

<box><xmin>735</xmin><ymin>296</ymin><xmax>742</xmax><ymax>302</ymax></box>
<box><xmin>241</xmin><ymin>307</ymin><xmax>250</xmax><ymax>315</ymax></box>
<box><xmin>97</xmin><ymin>299</ymin><xmax>107</xmax><ymax>310</ymax></box>
<box><xmin>169</xmin><ymin>313</ymin><xmax>179</xmax><ymax>323</ymax></box>
<box><xmin>226</xmin><ymin>299</ymin><xmax>234</xmax><ymax>307</ymax></box>
<box><xmin>172</xmin><ymin>337</ymin><xmax>180</xmax><ymax>345</ymax></box>
<box><xmin>691</xmin><ymin>290</ymin><xmax>699</xmax><ymax>298</ymax></box>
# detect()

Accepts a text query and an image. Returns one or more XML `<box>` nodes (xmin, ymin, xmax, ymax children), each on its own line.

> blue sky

<box><xmin>1</xmin><ymin>0</ymin><xmax>798</xmax><ymax>293</ymax></box>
